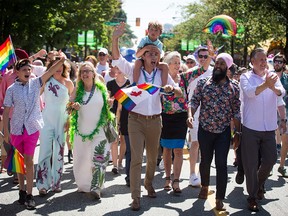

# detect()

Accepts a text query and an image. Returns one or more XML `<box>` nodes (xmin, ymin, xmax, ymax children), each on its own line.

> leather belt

<box><xmin>129</xmin><ymin>111</ymin><xmax>161</xmax><ymax>119</ymax></box>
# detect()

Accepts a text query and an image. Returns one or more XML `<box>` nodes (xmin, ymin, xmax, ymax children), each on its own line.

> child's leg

<box><xmin>158</xmin><ymin>62</ymin><xmax>169</xmax><ymax>86</ymax></box>
<box><xmin>133</xmin><ymin>59</ymin><xmax>143</xmax><ymax>84</ymax></box>
<box><xmin>24</xmin><ymin>155</ymin><xmax>34</xmax><ymax>195</ymax></box>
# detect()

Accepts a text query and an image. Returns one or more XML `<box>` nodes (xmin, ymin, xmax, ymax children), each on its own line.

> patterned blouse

<box><xmin>161</xmin><ymin>67</ymin><xmax>205</xmax><ymax>114</ymax></box>
<box><xmin>190</xmin><ymin>77</ymin><xmax>241</xmax><ymax>133</ymax></box>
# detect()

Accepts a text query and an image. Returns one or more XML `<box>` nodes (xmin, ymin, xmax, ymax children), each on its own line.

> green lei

<box><xmin>69</xmin><ymin>81</ymin><xmax>114</xmax><ymax>145</ymax></box>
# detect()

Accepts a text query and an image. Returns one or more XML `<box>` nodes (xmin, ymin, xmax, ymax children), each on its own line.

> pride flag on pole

<box><xmin>0</xmin><ymin>36</ymin><xmax>17</xmax><ymax>74</ymax></box>
<box><xmin>114</xmin><ymin>83</ymin><xmax>160</xmax><ymax>111</ymax></box>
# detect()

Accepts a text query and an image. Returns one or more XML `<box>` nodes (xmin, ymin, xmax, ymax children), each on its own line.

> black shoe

<box><xmin>68</xmin><ymin>150</ymin><xmax>73</xmax><ymax>163</ymax></box>
<box><xmin>125</xmin><ymin>176</ymin><xmax>130</xmax><ymax>187</ymax></box>
<box><xmin>25</xmin><ymin>194</ymin><xmax>36</xmax><ymax>210</ymax></box>
<box><xmin>247</xmin><ymin>198</ymin><xmax>259</xmax><ymax>212</ymax></box>
<box><xmin>112</xmin><ymin>166</ymin><xmax>118</xmax><ymax>174</ymax></box>
<box><xmin>18</xmin><ymin>190</ymin><xmax>27</xmax><ymax>205</ymax></box>
<box><xmin>235</xmin><ymin>171</ymin><xmax>244</xmax><ymax>184</ymax></box>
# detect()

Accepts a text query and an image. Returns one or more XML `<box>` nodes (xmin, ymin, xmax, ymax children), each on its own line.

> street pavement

<box><xmin>0</xmin><ymin>143</ymin><xmax>288</xmax><ymax>216</ymax></box>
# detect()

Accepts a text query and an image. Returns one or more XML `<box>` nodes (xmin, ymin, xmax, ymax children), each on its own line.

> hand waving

<box><xmin>113</xmin><ymin>22</ymin><xmax>126</xmax><ymax>39</ymax></box>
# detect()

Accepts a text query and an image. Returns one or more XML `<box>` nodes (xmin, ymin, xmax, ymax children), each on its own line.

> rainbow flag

<box><xmin>114</xmin><ymin>83</ymin><xmax>160</xmax><ymax>111</ymax></box>
<box><xmin>0</xmin><ymin>36</ymin><xmax>17</xmax><ymax>74</ymax></box>
<box><xmin>4</xmin><ymin>146</ymin><xmax>25</xmax><ymax>174</ymax></box>
<box><xmin>137</xmin><ymin>83</ymin><xmax>159</xmax><ymax>94</ymax></box>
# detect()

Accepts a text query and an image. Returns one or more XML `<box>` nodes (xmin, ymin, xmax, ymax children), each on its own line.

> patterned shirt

<box><xmin>3</xmin><ymin>77</ymin><xmax>43</xmax><ymax>135</ymax></box>
<box><xmin>161</xmin><ymin>67</ymin><xmax>205</xmax><ymax>114</ymax></box>
<box><xmin>190</xmin><ymin>77</ymin><xmax>241</xmax><ymax>133</ymax></box>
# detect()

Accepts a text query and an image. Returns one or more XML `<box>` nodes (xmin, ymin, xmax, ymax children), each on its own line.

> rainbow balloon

<box><xmin>203</xmin><ymin>15</ymin><xmax>237</xmax><ymax>36</ymax></box>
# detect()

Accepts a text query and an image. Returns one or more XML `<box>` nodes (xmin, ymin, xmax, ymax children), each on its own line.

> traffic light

<box><xmin>136</xmin><ymin>18</ymin><xmax>140</xmax><ymax>27</ymax></box>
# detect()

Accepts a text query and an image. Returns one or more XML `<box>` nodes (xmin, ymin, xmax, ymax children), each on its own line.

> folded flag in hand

<box><xmin>4</xmin><ymin>146</ymin><xmax>25</xmax><ymax>174</ymax></box>
<box><xmin>114</xmin><ymin>83</ymin><xmax>160</xmax><ymax>111</ymax></box>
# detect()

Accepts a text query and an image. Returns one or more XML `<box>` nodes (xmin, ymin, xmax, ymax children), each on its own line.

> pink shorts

<box><xmin>11</xmin><ymin>129</ymin><xmax>39</xmax><ymax>156</ymax></box>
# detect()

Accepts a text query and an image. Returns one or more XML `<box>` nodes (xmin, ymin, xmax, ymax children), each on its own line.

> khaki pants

<box><xmin>128</xmin><ymin>114</ymin><xmax>162</xmax><ymax>199</ymax></box>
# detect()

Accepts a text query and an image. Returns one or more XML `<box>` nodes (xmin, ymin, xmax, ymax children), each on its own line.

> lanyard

<box><xmin>141</xmin><ymin>67</ymin><xmax>157</xmax><ymax>84</ymax></box>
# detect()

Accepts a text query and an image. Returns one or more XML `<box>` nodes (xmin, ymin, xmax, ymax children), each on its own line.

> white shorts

<box><xmin>189</xmin><ymin>108</ymin><xmax>200</xmax><ymax>142</ymax></box>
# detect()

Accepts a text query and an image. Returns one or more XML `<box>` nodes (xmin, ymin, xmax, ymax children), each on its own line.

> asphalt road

<box><xmin>0</xmin><ymin>144</ymin><xmax>288</xmax><ymax>216</ymax></box>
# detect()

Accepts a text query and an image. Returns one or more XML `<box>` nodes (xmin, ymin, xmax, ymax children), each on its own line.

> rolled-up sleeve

<box><xmin>240</xmin><ymin>73</ymin><xmax>257</xmax><ymax>98</ymax></box>
<box><xmin>112</xmin><ymin>55</ymin><xmax>134</xmax><ymax>80</ymax></box>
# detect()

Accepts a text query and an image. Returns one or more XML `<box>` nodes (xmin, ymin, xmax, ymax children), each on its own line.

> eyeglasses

<box><xmin>81</xmin><ymin>70</ymin><xmax>93</xmax><ymax>74</ymax></box>
<box><xmin>99</xmin><ymin>53</ymin><xmax>106</xmax><ymax>57</ymax></box>
<box><xmin>274</xmin><ymin>60</ymin><xmax>284</xmax><ymax>64</ymax></box>
<box><xmin>198</xmin><ymin>55</ymin><xmax>208</xmax><ymax>59</ymax></box>
<box><xmin>186</xmin><ymin>61</ymin><xmax>195</xmax><ymax>64</ymax></box>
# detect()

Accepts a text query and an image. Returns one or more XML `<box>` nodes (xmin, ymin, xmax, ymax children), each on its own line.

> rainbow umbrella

<box><xmin>4</xmin><ymin>146</ymin><xmax>25</xmax><ymax>174</ymax></box>
<box><xmin>203</xmin><ymin>15</ymin><xmax>237</xmax><ymax>36</ymax></box>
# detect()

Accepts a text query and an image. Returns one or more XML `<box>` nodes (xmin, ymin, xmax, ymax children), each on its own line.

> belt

<box><xmin>129</xmin><ymin>111</ymin><xmax>161</xmax><ymax>119</ymax></box>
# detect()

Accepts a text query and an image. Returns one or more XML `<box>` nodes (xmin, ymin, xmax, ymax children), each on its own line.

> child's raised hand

<box><xmin>113</xmin><ymin>22</ymin><xmax>126</xmax><ymax>39</ymax></box>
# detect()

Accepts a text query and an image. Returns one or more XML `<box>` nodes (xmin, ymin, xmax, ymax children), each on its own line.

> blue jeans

<box><xmin>198</xmin><ymin>126</ymin><xmax>231</xmax><ymax>199</ymax></box>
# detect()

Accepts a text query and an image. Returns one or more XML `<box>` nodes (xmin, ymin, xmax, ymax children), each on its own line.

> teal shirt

<box><xmin>280</xmin><ymin>72</ymin><xmax>288</xmax><ymax>111</ymax></box>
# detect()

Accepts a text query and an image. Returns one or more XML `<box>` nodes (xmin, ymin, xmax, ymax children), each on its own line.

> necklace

<box><xmin>82</xmin><ymin>84</ymin><xmax>95</xmax><ymax>105</ymax></box>
<box><xmin>142</xmin><ymin>68</ymin><xmax>157</xmax><ymax>84</ymax></box>
<box><xmin>69</xmin><ymin>81</ymin><xmax>114</xmax><ymax>144</ymax></box>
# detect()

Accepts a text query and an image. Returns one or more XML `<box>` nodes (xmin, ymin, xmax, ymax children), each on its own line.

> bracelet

<box><xmin>235</xmin><ymin>131</ymin><xmax>242</xmax><ymax>136</ymax></box>
<box><xmin>281</xmin><ymin>119</ymin><xmax>287</xmax><ymax>123</ymax></box>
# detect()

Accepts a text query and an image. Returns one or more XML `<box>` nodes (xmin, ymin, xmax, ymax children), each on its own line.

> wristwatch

<box><xmin>235</xmin><ymin>131</ymin><xmax>242</xmax><ymax>136</ymax></box>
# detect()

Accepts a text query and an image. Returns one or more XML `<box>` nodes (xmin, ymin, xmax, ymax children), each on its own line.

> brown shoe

<box><xmin>144</xmin><ymin>185</ymin><xmax>156</xmax><ymax>198</ymax></box>
<box><xmin>247</xmin><ymin>198</ymin><xmax>259</xmax><ymax>212</ymax></box>
<box><xmin>198</xmin><ymin>186</ymin><xmax>208</xmax><ymax>199</ymax></box>
<box><xmin>215</xmin><ymin>199</ymin><xmax>226</xmax><ymax>211</ymax></box>
<box><xmin>131</xmin><ymin>198</ymin><xmax>140</xmax><ymax>211</ymax></box>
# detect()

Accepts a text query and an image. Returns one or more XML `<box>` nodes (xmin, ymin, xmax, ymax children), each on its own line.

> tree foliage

<box><xmin>0</xmin><ymin>0</ymin><xmax>136</xmax><ymax>57</ymax></box>
<box><xmin>166</xmin><ymin>0</ymin><xmax>287</xmax><ymax>66</ymax></box>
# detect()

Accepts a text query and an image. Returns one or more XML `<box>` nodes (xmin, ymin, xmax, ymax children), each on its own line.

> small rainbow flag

<box><xmin>0</xmin><ymin>36</ymin><xmax>17</xmax><ymax>74</ymax></box>
<box><xmin>4</xmin><ymin>146</ymin><xmax>25</xmax><ymax>174</ymax></box>
<box><xmin>137</xmin><ymin>83</ymin><xmax>159</xmax><ymax>95</ymax></box>
<box><xmin>114</xmin><ymin>89</ymin><xmax>136</xmax><ymax>111</ymax></box>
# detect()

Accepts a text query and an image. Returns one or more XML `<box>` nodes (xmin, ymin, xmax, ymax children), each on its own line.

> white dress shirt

<box><xmin>112</xmin><ymin>55</ymin><xmax>177</xmax><ymax>115</ymax></box>
<box><xmin>240</xmin><ymin>70</ymin><xmax>286</xmax><ymax>131</ymax></box>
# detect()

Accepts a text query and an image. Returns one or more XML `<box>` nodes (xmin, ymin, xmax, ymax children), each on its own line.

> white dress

<box><xmin>73</xmin><ymin>88</ymin><xmax>111</xmax><ymax>192</ymax></box>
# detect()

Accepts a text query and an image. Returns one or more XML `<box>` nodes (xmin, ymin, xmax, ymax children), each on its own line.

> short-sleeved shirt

<box><xmin>95</xmin><ymin>62</ymin><xmax>109</xmax><ymax>75</ymax></box>
<box><xmin>3</xmin><ymin>77</ymin><xmax>43</xmax><ymax>135</ymax></box>
<box><xmin>138</xmin><ymin>36</ymin><xmax>163</xmax><ymax>52</ymax></box>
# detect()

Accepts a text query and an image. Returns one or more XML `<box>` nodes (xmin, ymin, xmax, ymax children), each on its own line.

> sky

<box><xmin>122</xmin><ymin>0</ymin><xmax>198</xmax><ymax>46</ymax></box>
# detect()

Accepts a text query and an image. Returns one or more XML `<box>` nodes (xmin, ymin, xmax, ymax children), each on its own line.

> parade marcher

<box><xmin>240</xmin><ymin>48</ymin><xmax>285</xmax><ymax>212</ymax></box>
<box><xmin>187</xmin><ymin>53</ymin><xmax>241</xmax><ymax>211</ymax></box>
<box><xmin>3</xmin><ymin>57</ymin><xmax>65</xmax><ymax>210</ymax></box>
<box><xmin>106</xmin><ymin>66</ymin><xmax>130</xmax><ymax>174</ymax></box>
<box><xmin>161</xmin><ymin>49</ymin><xmax>212</xmax><ymax>194</ymax></box>
<box><xmin>95</xmin><ymin>48</ymin><xmax>109</xmax><ymax>75</ymax></box>
<box><xmin>36</xmin><ymin>57</ymin><xmax>74</xmax><ymax>196</ymax></box>
<box><xmin>133</xmin><ymin>21</ymin><xmax>169</xmax><ymax>86</ymax></box>
<box><xmin>187</xmin><ymin>46</ymin><xmax>214</xmax><ymax>187</ymax></box>
<box><xmin>68</xmin><ymin>61</ymin><xmax>113</xmax><ymax>200</ymax></box>
<box><xmin>183</xmin><ymin>54</ymin><xmax>197</xmax><ymax>69</ymax></box>
<box><xmin>112</xmin><ymin>22</ymin><xmax>181</xmax><ymax>211</ymax></box>
<box><xmin>273</xmin><ymin>54</ymin><xmax>288</xmax><ymax>177</ymax></box>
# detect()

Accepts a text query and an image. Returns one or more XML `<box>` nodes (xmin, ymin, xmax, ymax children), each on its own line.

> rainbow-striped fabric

<box><xmin>114</xmin><ymin>83</ymin><xmax>160</xmax><ymax>111</ymax></box>
<box><xmin>0</xmin><ymin>36</ymin><xmax>17</xmax><ymax>74</ymax></box>
<box><xmin>4</xmin><ymin>146</ymin><xmax>25</xmax><ymax>174</ymax></box>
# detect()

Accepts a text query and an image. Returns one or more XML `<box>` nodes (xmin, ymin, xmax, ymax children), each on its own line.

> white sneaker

<box><xmin>159</xmin><ymin>159</ymin><xmax>164</xmax><ymax>170</ymax></box>
<box><xmin>189</xmin><ymin>173</ymin><xmax>201</xmax><ymax>187</ymax></box>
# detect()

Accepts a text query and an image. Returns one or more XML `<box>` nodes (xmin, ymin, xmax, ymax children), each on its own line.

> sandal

<box><xmin>163</xmin><ymin>176</ymin><xmax>171</xmax><ymax>191</ymax></box>
<box><xmin>172</xmin><ymin>179</ymin><xmax>182</xmax><ymax>194</ymax></box>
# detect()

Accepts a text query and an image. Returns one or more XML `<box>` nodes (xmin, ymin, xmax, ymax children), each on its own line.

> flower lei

<box><xmin>69</xmin><ymin>81</ymin><xmax>114</xmax><ymax>145</ymax></box>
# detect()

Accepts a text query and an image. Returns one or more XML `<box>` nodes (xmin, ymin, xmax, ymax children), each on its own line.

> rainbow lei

<box><xmin>69</xmin><ymin>81</ymin><xmax>114</xmax><ymax>145</ymax></box>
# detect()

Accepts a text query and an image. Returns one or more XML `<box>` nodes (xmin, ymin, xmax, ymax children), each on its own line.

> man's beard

<box><xmin>274</xmin><ymin>67</ymin><xmax>283</xmax><ymax>72</ymax></box>
<box><xmin>212</xmin><ymin>67</ymin><xmax>227</xmax><ymax>83</ymax></box>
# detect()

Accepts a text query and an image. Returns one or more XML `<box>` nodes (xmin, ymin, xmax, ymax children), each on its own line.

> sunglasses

<box><xmin>99</xmin><ymin>53</ymin><xmax>106</xmax><ymax>57</ymax></box>
<box><xmin>274</xmin><ymin>60</ymin><xmax>284</xmax><ymax>64</ymax></box>
<box><xmin>186</xmin><ymin>61</ymin><xmax>195</xmax><ymax>64</ymax></box>
<box><xmin>198</xmin><ymin>55</ymin><xmax>208</xmax><ymax>59</ymax></box>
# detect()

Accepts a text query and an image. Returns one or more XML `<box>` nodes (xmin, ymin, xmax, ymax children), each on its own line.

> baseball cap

<box><xmin>99</xmin><ymin>48</ymin><xmax>108</xmax><ymax>55</ymax></box>
<box><xmin>15</xmin><ymin>48</ymin><xmax>29</xmax><ymax>60</ymax></box>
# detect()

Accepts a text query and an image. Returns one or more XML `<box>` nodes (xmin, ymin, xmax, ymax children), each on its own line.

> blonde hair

<box><xmin>148</xmin><ymin>21</ymin><xmax>163</xmax><ymax>34</ymax></box>
<box><xmin>85</xmin><ymin>55</ymin><xmax>98</xmax><ymax>67</ymax></box>
<box><xmin>77</xmin><ymin>61</ymin><xmax>97</xmax><ymax>83</ymax></box>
